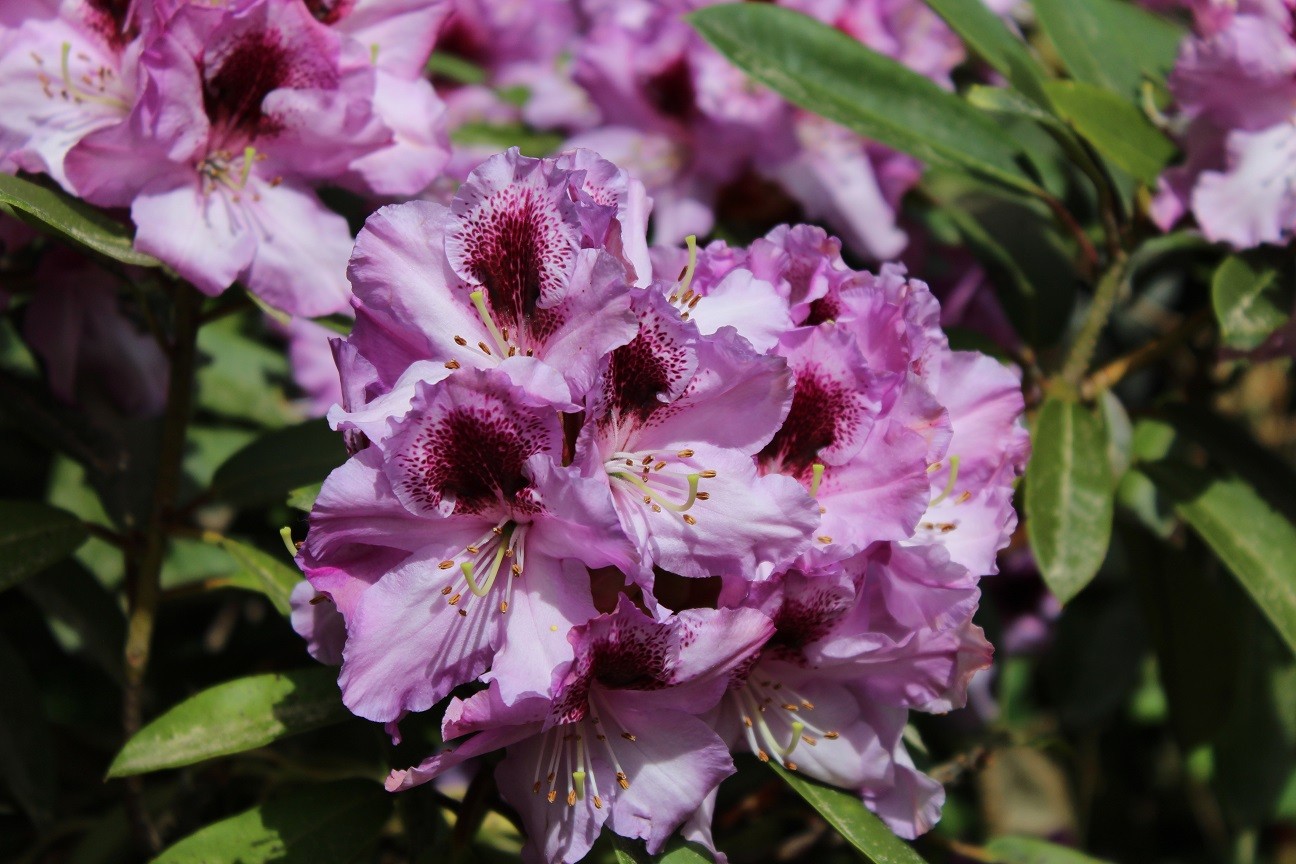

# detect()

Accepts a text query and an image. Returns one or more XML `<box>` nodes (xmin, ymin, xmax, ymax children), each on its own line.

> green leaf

<box><xmin>0</xmin><ymin>500</ymin><xmax>89</xmax><ymax>592</ymax></box>
<box><xmin>770</xmin><ymin>762</ymin><xmax>929</xmax><ymax>863</ymax></box>
<box><xmin>0</xmin><ymin>174</ymin><xmax>160</xmax><ymax>267</ymax></box>
<box><xmin>21</xmin><ymin>560</ymin><xmax>126</xmax><ymax>682</ymax></box>
<box><xmin>611</xmin><ymin>836</ymin><xmax>653</xmax><ymax>864</ymax></box>
<box><xmin>1138</xmin><ymin>457</ymin><xmax>1296</xmax><ymax>659</ymax></box>
<box><xmin>0</xmin><ymin>633</ymin><xmax>55</xmax><ymax>826</ymax></box>
<box><xmin>1033</xmin><ymin>0</ymin><xmax>1185</xmax><ymax>100</ymax></box>
<box><xmin>1025</xmin><ymin>398</ymin><xmax>1114</xmax><ymax>603</ymax></box>
<box><xmin>108</xmin><ymin>668</ymin><xmax>350</xmax><ymax>777</ymax></box>
<box><xmin>208</xmin><ymin>419</ymin><xmax>346</xmax><ymax>508</ymax></box>
<box><xmin>1041</xmin><ymin>81</ymin><xmax>1177</xmax><ymax>184</ymax></box>
<box><xmin>287</xmin><ymin>481</ymin><xmax>324</xmax><ymax>512</ymax></box>
<box><xmin>201</xmin><ymin>533</ymin><xmax>300</xmax><ymax>615</ymax></box>
<box><xmin>150</xmin><ymin>780</ymin><xmax>391</xmax><ymax>864</ymax></box>
<box><xmin>660</xmin><ymin>841</ymin><xmax>714</xmax><ymax>864</ymax></box>
<box><xmin>919</xmin><ymin>0</ymin><xmax>1050</xmax><ymax>105</ymax></box>
<box><xmin>426</xmin><ymin>51</ymin><xmax>486</xmax><ymax>85</ymax></box>
<box><xmin>986</xmin><ymin>835</ymin><xmax>1115</xmax><ymax>863</ymax></box>
<box><xmin>1131</xmin><ymin>528</ymin><xmax>1238</xmax><ymax>749</ymax></box>
<box><xmin>451</xmin><ymin>122</ymin><xmax>566</xmax><ymax>158</ymax></box>
<box><xmin>196</xmin><ymin>313</ymin><xmax>299</xmax><ymax>428</ymax></box>
<box><xmin>1211</xmin><ymin>253</ymin><xmax>1293</xmax><ymax>351</ymax></box>
<box><xmin>688</xmin><ymin>4</ymin><xmax>1038</xmax><ymax>194</ymax></box>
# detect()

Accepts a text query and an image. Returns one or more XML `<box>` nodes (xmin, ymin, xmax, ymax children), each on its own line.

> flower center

<box><xmin>604</xmin><ymin>448</ymin><xmax>712</xmax><ymax>523</ymax></box>
<box><xmin>434</xmin><ymin>520</ymin><xmax>527</xmax><ymax>616</ymax></box>
<box><xmin>531</xmin><ymin>694</ymin><xmax>637</xmax><ymax>808</ymax></box>
<box><xmin>731</xmin><ymin>673</ymin><xmax>840</xmax><ymax>772</ymax></box>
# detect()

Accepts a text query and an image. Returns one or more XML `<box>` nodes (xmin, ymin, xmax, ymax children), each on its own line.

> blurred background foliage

<box><xmin>2</xmin><ymin>1</ymin><xmax>1296</xmax><ymax>863</ymax></box>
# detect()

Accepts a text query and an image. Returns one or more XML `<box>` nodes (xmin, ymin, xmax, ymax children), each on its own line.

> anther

<box><xmin>445</xmin><ymin>360</ymin><xmax>460</xmax><ymax>369</ymax></box>
<box><xmin>786</xmin><ymin>761</ymin><xmax>799</xmax><ymax>771</ymax></box>
<box><xmin>824</xmin><ymin>731</ymin><xmax>840</xmax><ymax>740</ymax></box>
<box><xmin>677</xmin><ymin>449</ymin><xmax>694</xmax><ymax>458</ymax></box>
<box><xmin>454</xmin><ymin>335</ymin><xmax>468</xmax><ymax>346</ymax></box>
<box><xmin>701</xmin><ymin>470</ymin><xmax>717</xmax><ymax>478</ymax></box>
<box><xmin>621</xmin><ymin>732</ymin><xmax>636</xmax><ymax>742</ymax></box>
<box><xmin>616</xmin><ymin>772</ymin><xmax>630</xmax><ymax>790</ymax></box>
<box><xmin>756</xmin><ymin>749</ymin><xmax>770</xmax><ymax>762</ymax></box>
<box><xmin>818</xmin><ymin>535</ymin><xmax>833</xmax><ymax>544</ymax></box>
<box><xmin>696</xmin><ymin>492</ymin><xmax>710</xmax><ymax>500</ymax></box>
<box><xmin>499</xmin><ymin>601</ymin><xmax>509</xmax><ymax>614</ymax></box>
<box><xmin>566</xmin><ymin>790</ymin><xmax>576</xmax><ymax>806</ymax></box>
<box><xmin>547</xmin><ymin>791</ymin><xmax>557</xmax><ymax>803</ymax></box>
<box><xmin>439</xmin><ymin>560</ymin><xmax>454</xmax><ymax>570</ymax></box>
<box><xmin>478</xmin><ymin>341</ymin><xmax>492</xmax><ymax>355</ymax></box>
<box><xmin>458</xmin><ymin>609</ymin><xmax>467</xmax><ymax>617</ymax></box>
<box><xmin>594</xmin><ymin>796</ymin><xmax>603</xmax><ymax>809</ymax></box>
<box><xmin>448</xmin><ymin>593</ymin><xmax>461</xmax><ymax>605</ymax></box>
<box><xmin>441</xmin><ymin>586</ymin><xmax>453</xmax><ymax>595</ymax></box>
<box><xmin>683</xmin><ymin>514</ymin><xmax>697</xmax><ymax>525</ymax></box>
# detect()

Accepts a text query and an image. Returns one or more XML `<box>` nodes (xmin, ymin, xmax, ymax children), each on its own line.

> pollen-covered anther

<box><xmin>616</xmin><ymin>772</ymin><xmax>630</xmax><ymax>790</ymax></box>
<box><xmin>621</xmin><ymin>732</ymin><xmax>636</xmax><ymax>742</ymax></box>
<box><xmin>683</xmin><ymin>514</ymin><xmax>697</xmax><ymax>525</ymax></box>
<box><xmin>817</xmin><ymin>535</ymin><xmax>832</xmax><ymax>544</ymax></box>
<box><xmin>701</xmin><ymin>469</ymin><xmax>717</xmax><ymax>478</ymax></box>
<box><xmin>439</xmin><ymin>560</ymin><xmax>454</xmax><ymax>570</ymax></box>
<box><xmin>445</xmin><ymin>360</ymin><xmax>460</xmax><ymax>369</ymax></box>
<box><xmin>454</xmin><ymin>335</ymin><xmax>468</xmax><ymax>346</ymax></box>
<box><xmin>677</xmin><ymin>449</ymin><xmax>694</xmax><ymax>458</ymax></box>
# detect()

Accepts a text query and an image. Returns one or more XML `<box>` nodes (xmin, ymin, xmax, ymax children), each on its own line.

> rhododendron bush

<box><xmin>2</xmin><ymin>2</ymin><xmax>1295</xmax><ymax>864</ymax></box>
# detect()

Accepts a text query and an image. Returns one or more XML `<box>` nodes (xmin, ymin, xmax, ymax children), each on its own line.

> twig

<box><xmin>1041</xmin><ymin>194</ymin><xmax>1099</xmax><ymax>278</ymax></box>
<box><xmin>1081</xmin><ymin>307</ymin><xmax>1213</xmax><ymax>400</ymax></box>
<box><xmin>121</xmin><ymin>282</ymin><xmax>202</xmax><ymax>853</ymax></box>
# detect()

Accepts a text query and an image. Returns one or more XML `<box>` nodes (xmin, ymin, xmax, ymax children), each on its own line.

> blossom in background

<box><xmin>1152</xmin><ymin>0</ymin><xmax>1296</xmax><ymax>248</ymax></box>
<box><xmin>0</xmin><ymin>0</ymin><xmax>450</xmax><ymax>316</ymax></box>
<box><xmin>293</xmin><ymin>149</ymin><xmax>1027</xmax><ymax>862</ymax></box>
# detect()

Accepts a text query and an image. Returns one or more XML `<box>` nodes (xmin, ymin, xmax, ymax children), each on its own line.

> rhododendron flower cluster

<box><xmin>293</xmin><ymin>148</ymin><xmax>1027</xmax><ymax>863</ymax></box>
<box><xmin>1151</xmin><ymin>0</ymin><xmax>1296</xmax><ymax>248</ymax></box>
<box><xmin>0</xmin><ymin>0</ymin><xmax>449</xmax><ymax>316</ymax></box>
<box><xmin>427</xmin><ymin>0</ymin><xmax>980</xmax><ymax>260</ymax></box>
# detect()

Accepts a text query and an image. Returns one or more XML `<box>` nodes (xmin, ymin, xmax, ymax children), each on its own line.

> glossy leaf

<box><xmin>1033</xmin><ymin>0</ymin><xmax>1185</xmax><ymax>100</ymax></box>
<box><xmin>1042</xmin><ymin>81</ymin><xmax>1176</xmax><ymax>184</ymax></box>
<box><xmin>1212</xmin><ymin>253</ymin><xmax>1293</xmax><ymax>351</ymax></box>
<box><xmin>0</xmin><ymin>173</ymin><xmax>160</xmax><ymax>267</ymax></box>
<box><xmin>770</xmin><ymin>762</ymin><xmax>929</xmax><ymax>864</ymax></box>
<box><xmin>689</xmin><ymin>4</ymin><xmax>1038</xmax><ymax>194</ymax></box>
<box><xmin>920</xmin><ymin>0</ymin><xmax>1050</xmax><ymax>105</ymax></box>
<box><xmin>108</xmin><ymin>668</ymin><xmax>350</xmax><ymax>777</ymax></box>
<box><xmin>208</xmin><ymin>419</ymin><xmax>346</xmax><ymax>508</ymax></box>
<box><xmin>0</xmin><ymin>499</ymin><xmax>89</xmax><ymax>592</ymax></box>
<box><xmin>1025</xmin><ymin>398</ymin><xmax>1114</xmax><ymax>603</ymax></box>
<box><xmin>986</xmin><ymin>835</ymin><xmax>1115</xmax><ymax>863</ymax></box>
<box><xmin>150</xmin><ymin>780</ymin><xmax>391</xmax><ymax>864</ymax></box>
<box><xmin>1139</xmin><ymin>457</ymin><xmax>1296</xmax><ymax>659</ymax></box>
<box><xmin>202</xmin><ymin>533</ymin><xmax>300</xmax><ymax>615</ymax></box>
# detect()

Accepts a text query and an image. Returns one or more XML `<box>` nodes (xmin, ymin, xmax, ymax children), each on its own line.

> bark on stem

<box><xmin>121</xmin><ymin>282</ymin><xmax>202</xmax><ymax>852</ymax></box>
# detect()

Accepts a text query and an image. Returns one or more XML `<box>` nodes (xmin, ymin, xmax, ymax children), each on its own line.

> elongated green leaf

<box><xmin>0</xmin><ymin>500</ymin><xmax>89</xmax><ymax>592</ymax></box>
<box><xmin>0</xmin><ymin>633</ymin><xmax>55</xmax><ymax>825</ymax></box>
<box><xmin>660</xmin><ymin>841</ymin><xmax>713</xmax><ymax>864</ymax></box>
<box><xmin>287</xmin><ymin>481</ymin><xmax>323</xmax><ymax>512</ymax></box>
<box><xmin>208</xmin><ymin>419</ymin><xmax>346</xmax><ymax>507</ymax></box>
<box><xmin>1025</xmin><ymin>398</ymin><xmax>1114</xmax><ymax>603</ymax></box>
<box><xmin>151</xmin><ymin>780</ymin><xmax>390</xmax><ymax>864</ymax></box>
<box><xmin>108</xmin><ymin>668</ymin><xmax>349</xmax><ymax>777</ymax></box>
<box><xmin>1139</xmin><ymin>458</ymin><xmax>1296</xmax><ymax>659</ymax></box>
<box><xmin>770</xmin><ymin>763</ymin><xmax>928</xmax><ymax>863</ymax></box>
<box><xmin>986</xmin><ymin>835</ymin><xmax>1115</xmax><ymax>863</ymax></box>
<box><xmin>611</xmin><ymin>836</ymin><xmax>652</xmax><ymax>864</ymax></box>
<box><xmin>1212</xmin><ymin>253</ymin><xmax>1293</xmax><ymax>351</ymax></box>
<box><xmin>202</xmin><ymin>533</ymin><xmax>300</xmax><ymax>615</ymax></box>
<box><xmin>1042</xmin><ymin>81</ymin><xmax>1176</xmax><ymax>184</ymax></box>
<box><xmin>920</xmin><ymin>0</ymin><xmax>1050</xmax><ymax>105</ymax></box>
<box><xmin>0</xmin><ymin>173</ymin><xmax>159</xmax><ymax>267</ymax></box>
<box><xmin>688</xmin><ymin>4</ymin><xmax>1038</xmax><ymax>194</ymax></box>
<box><xmin>21</xmin><ymin>560</ymin><xmax>126</xmax><ymax>681</ymax></box>
<box><xmin>1034</xmin><ymin>0</ymin><xmax>1185</xmax><ymax>100</ymax></box>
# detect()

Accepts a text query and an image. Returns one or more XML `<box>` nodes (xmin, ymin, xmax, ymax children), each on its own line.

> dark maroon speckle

<box><xmin>394</xmin><ymin>406</ymin><xmax>549</xmax><ymax>516</ymax></box>
<box><xmin>203</xmin><ymin>30</ymin><xmax>294</xmax><ymax>138</ymax></box>
<box><xmin>758</xmin><ymin>366</ymin><xmax>862</xmax><ymax>478</ymax></box>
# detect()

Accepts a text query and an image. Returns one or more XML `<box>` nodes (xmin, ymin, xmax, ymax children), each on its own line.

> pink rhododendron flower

<box><xmin>1152</xmin><ymin>0</ymin><xmax>1296</xmax><ymax>247</ymax></box>
<box><xmin>294</xmin><ymin>149</ymin><xmax>1026</xmax><ymax>862</ymax></box>
<box><xmin>1</xmin><ymin>0</ymin><xmax>449</xmax><ymax>316</ymax></box>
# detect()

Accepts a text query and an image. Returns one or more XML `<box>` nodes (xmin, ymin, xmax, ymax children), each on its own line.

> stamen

<box><xmin>677</xmin><ymin>235</ymin><xmax>699</xmax><ymax>298</ymax></box>
<box><xmin>929</xmin><ymin>455</ymin><xmax>962</xmax><ymax>506</ymax></box>
<box><xmin>469</xmin><ymin>290</ymin><xmax>510</xmax><ymax>355</ymax></box>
